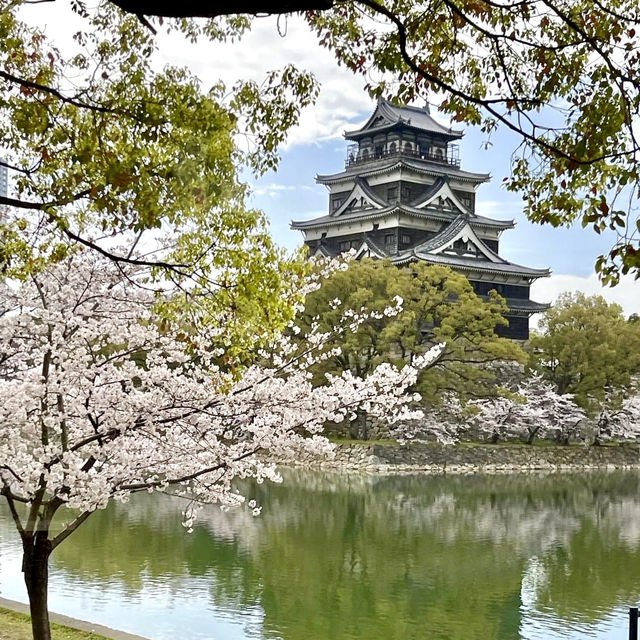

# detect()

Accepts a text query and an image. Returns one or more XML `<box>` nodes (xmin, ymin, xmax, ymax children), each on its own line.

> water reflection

<box><xmin>2</xmin><ymin>471</ymin><xmax>640</xmax><ymax>640</ymax></box>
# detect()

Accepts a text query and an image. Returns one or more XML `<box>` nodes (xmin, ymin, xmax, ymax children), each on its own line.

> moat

<box><xmin>1</xmin><ymin>470</ymin><xmax>640</xmax><ymax>640</ymax></box>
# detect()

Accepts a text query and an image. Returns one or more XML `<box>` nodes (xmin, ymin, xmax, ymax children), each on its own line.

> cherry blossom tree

<box><xmin>592</xmin><ymin>393</ymin><xmax>640</xmax><ymax>446</ymax></box>
<box><xmin>0</xmin><ymin>249</ymin><xmax>443</xmax><ymax>640</ymax></box>
<box><xmin>470</xmin><ymin>376</ymin><xmax>587</xmax><ymax>445</ymax></box>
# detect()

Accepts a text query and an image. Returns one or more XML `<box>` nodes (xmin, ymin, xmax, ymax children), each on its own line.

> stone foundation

<box><xmin>320</xmin><ymin>442</ymin><xmax>640</xmax><ymax>473</ymax></box>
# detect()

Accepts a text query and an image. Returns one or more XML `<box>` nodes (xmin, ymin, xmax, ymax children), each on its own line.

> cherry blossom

<box><xmin>470</xmin><ymin>375</ymin><xmax>587</xmax><ymax>445</ymax></box>
<box><xmin>0</xmin><ymin>248</ymin><xmax>443</xmax><ymax>640</ymax></box>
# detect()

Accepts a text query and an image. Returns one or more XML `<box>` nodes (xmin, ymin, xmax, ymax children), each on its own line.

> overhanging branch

<box><xmin>108</xmin><ymin>0</ymin><xmax>333</xmax><ymax>18</ymax></box>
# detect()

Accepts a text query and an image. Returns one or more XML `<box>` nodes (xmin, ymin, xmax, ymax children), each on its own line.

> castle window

<box><xmin>339</xmin><ymin>241</ymin><xmax>350</xmax><ymax>252</ymax></box>
<box><xmin>332</xmin><ymin>198</ymin><xmax>343</xmax><ymax>211</ymax></box>
<box><xmin>384</xmin><ymin>234</ymin><xmax>394</xmax><ymax>245</ymax></box>
<box><xmin>374</xmin><ymin>145</ymin><xmax>384</xmax><ymax>158</ymax></box>
<box><xmin>389</xmin><ymin>142</ymin><xmax>397</xmax><ymax>154</ymax></box>
<box><xmin>362</xmin><ymin>149</ymin><xmax>369</xmax><ymax>160</ymax></box>
<box><xmin>460</xmin><ymin>194</ymin><xmax>472</xmax><ymax>209</ymax></box>
<box><xmin>404</xmin><ymin>142</ymin><xmax>413</xmax><ymax>154</ymax></box>
<box><xmin>401</xmin><ymin>185</ymin><xmax>410</xmax><ymax>199</ymax></box>
<box><xmin>387</xmin><ymin>186</ymin><xmax>398</xmax><ymax>202</ymax></box>
<box><xmin>401</xmin><ymin>233</ymin><xmax>411</xmax><ymax>244</ymax></box>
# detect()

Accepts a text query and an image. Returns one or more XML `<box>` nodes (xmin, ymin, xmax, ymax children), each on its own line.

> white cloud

<box><xmin>531</xmin><ymin>272</ymin><xmax>640</xmax><ymax>320</ymax></box>
<box><xmin>156</xmin><ymin>15</ymin><xmax>372</xmax><ymax>148</ymax></box>
<box><xmin>475</xmin><ymin>199</ymin><xmax>523</xmax><ymax>220</ymax></box>
<box><xmin>251</xmin><ymin>183</ymin><xmax>314</xmax><ymax>197</ymax></box>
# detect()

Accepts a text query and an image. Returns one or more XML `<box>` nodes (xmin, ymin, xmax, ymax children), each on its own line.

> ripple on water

<box><xmin>1</xmin><ymin>471</ymin><xmax>640</xmax><ymax>640</ymax></box>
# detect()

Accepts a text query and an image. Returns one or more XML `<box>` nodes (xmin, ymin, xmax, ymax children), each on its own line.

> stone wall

<box><xmin>322</xmin><ymin>442</ymin><xmax>640</xmax><ymax>473</ymax></box>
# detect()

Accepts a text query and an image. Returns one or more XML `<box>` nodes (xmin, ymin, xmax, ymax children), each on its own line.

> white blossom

<box><xmin>469</xmin><ymin>375</ymin><xmax>587</xmax><ymax>445</ymax></box>
<box><xmin>0</xmin><ymin>250</ymin><xmax>444</xmax><ymax>530</ymax></box>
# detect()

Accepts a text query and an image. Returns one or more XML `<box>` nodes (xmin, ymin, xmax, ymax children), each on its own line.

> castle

<box><xmin>291</xmin><ymin>99</ymin><xmax>549</xmax><ymax>340</ymax></box>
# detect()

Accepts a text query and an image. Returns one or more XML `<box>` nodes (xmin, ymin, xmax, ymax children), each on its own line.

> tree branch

<box><xmin>0</xmin><ymin>487</ymin><xmax>26</xmax><ymax>539</ymax></box>
<box><xmin>109</xmin><ymin>0</ymin><xmax>333</xmax><ymax>18</ymax></box>
<box><xmin>50</xmin><ymin>510</ymin><xmax>93</xmax><ymax>549</ymax></box>
<box><xmin>0</xmin><ymin>70</ymin><xmax>120</xmax><ymax>115</ymax></box>
<box><xmin>350</xmin><ymin>0</ymin><xmax>635</xmax><ymax>166</ymax></box>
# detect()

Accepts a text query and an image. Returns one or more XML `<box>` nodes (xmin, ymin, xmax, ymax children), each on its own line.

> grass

<box><xmin>0</xmin><ymin>607</ymin><xmax>112</xmax><ymax>640</ymax></box>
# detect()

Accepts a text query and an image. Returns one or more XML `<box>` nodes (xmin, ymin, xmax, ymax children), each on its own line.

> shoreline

<box><xmin>0</xmin><ymin>597</ymin><xmax>151</xmax><ymax>640</ymax></box>
<box><xmin>310</xmin><ymin>441</ymin><xmax>640</xmax><ymax>474</ymax></box>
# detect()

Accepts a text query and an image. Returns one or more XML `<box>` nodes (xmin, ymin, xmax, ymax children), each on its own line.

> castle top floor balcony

<box><xmin>345</xmin><ymin>142</ymin><xmax>460</xmax><ymax>169</ymax></box>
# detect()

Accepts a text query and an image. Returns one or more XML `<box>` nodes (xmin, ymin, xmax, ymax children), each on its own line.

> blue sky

<box><xmin>246</xmin><ymin>106</ymin><xmax>639</xmax><ymax>319</ymax></box>
<box><xmin>249</xmin><ymin>119</ymin><xmax>617</xmax><ymax>278</ymax></box>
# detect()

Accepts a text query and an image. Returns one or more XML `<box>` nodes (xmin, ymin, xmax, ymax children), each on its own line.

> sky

<box><xmin>14</xmin><ymin>6</ymin><xmax>640</xmax><ymax>318</ymax></box>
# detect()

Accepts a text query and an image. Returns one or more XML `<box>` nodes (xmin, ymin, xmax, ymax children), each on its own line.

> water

<box><xmin>2</xmin><ymin>470</ymin><xmax>640</xmax><ymax>640</ymax></box>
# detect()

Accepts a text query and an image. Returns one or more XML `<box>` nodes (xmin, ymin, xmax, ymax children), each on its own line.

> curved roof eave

<box><xmin>390</xmin><ymin>252</ymin><xmax>551</xmax><ymax>279</ymax></box>
<box><xmin>316</xmin><ymin>160</ymin><xmax>490</xmax><ymax>185</ymax></box>
<box><xmin>291</xmin><ymin>205</ymin><xmax>513</xmax><ymax>231</ymax></box>
<box><xmin>344</xmin><ymin>121</ymin><xmax>463</xmax><ymax>141</ymax></box>
<box><xmin>344</xmin><ymin>100</ymin><xmax>464</xmax><ymax>140</ymax></box>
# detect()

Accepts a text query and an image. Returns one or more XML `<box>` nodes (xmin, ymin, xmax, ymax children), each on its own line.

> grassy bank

<box><xmin>0</xmin><ymin>607</ymin><xmax>112</xmax><ymax>640</ymax></box>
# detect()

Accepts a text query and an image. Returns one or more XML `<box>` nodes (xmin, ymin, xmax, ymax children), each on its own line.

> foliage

<box><xmin>299</xmin><ymin>259</ymin><xmax>525</xmax><ymax>409</ymax></box>
<box><xmin>469</xmin><ymin>374</ymin><xmax>587</xmax><ymax>445</ymax></box>
<box><xmin>305</xmin><ymin>0</ymin><xmax>640</xmax><ymax>282</ymax></box>
<box><xmin>0</xmin><ymin>1</ymin><xmax>321</xmax><ymax>356</ymax></box>
<box><xmin>5</xmin><ymin>0</ymin><xmax>640</xmax><ymax>285</ymax></box>
<box><xmin>530</xmin><ymin>292</ymin><xmax>640</xmax><ymax>414</ymax></box>
<box><xmin>0</xmin><ymin>248</ymin><xmax>443</xmax><ymax>640</ymax></box>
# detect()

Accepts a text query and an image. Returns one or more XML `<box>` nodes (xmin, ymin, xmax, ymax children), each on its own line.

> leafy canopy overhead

<box><xmin>80</xmin><ymin>0</ymin><xmax>640</xmax><ymax>283</ymax></box>
<box><xmin>0</xmin><ymin>1</ymin><xmax>320</xmax><ymax>352</ymax></box>
<box><xmin>5</xmin><ymin>0</ymin><xmax>640</xmax><ymax>289</ymax></box>
<box><xmin>305</xmin><ymin>0</ymin><xmax>640</xmax><ymax>283</ymax></box>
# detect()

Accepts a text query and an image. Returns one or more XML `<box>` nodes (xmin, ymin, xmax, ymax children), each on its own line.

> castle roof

<box><xmin>344</xmin><ymin>99</ymin><xmax>464</xmax><ymax>141</ymax></box>
<box><xmin>502</xmin><ymin>298</ymin><xmax>551</xmax><ymax>315</ymax></box>
<box><xmin>290</xmin><ymin>205</ymin><xmax>514</xmax><ymax>232</ymax></box>
<box><xmin>291</xmin><ymin>177</ymin><xmax>514</xmax><ymax>232</ymax></box>
<box><xmin>391</xmin><ymin>216</ymin><xmax>550</xmax><ymax>280</ymax></box>
<box><xmin>317</xmin><ymin>157</ymin><xmax>490</xmax><ymax>186</ymax></box>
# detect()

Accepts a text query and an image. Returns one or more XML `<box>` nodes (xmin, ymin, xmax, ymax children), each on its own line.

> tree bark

<box><xmin>349</xmin><ymin>409</ymin><xmax>368</xmax><ymax>440</ymax></box>
<box><xmin>22</xmin><ymin>533</ymin><xmax>53</xmax><ymax>640</ymax></box>
<box><xmin>109</xmin><ymin>0</ymin><xmax>333</xmax><ymax>18</ymax></box>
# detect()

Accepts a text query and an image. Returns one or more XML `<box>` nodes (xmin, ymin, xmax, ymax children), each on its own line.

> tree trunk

<box><xmin>22</xmin><ymin>533</ymin><xmax>53</xmax><ymax>640</ymax></box>
<box><xmin>349</xmin><ymin>410</ymin><xmax>368</xmax><ymax>440</ymax></box>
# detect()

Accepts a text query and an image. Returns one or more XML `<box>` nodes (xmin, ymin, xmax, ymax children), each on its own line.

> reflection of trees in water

<box><xmin>16</xmin><ymin>471</ymin><xmax>640</xmax><ymax>639</ymax></box>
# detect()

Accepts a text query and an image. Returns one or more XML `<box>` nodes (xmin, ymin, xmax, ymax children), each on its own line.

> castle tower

<box><xmin>291</xmin><ymin>100</ymin><xmax>550</xmax><ymax>340</ymax></box>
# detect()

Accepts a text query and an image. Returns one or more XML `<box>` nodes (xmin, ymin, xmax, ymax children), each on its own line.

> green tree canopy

<box><xmin>0</xmin><ymin>1</ymin><xmax>320</xmax><ymax>355</ymax></box>
<box><xmin>4</xmin><ymin>0</ymin><xmax>640</xmax><ymax>290</ymax></box>
<box><xmin>530</xmin><ymin>292</ymin><xmax>640</xmax><ymax>414</ymax></box>
<box><xmin>299</xmin><ymin>259</ymin><xmax>525</xmax><ymax>407</ymax></box>
<box><xmin>62</xmin><ymin>0</ymin><xmax>640</xmax><ymax>283</ymax></box>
